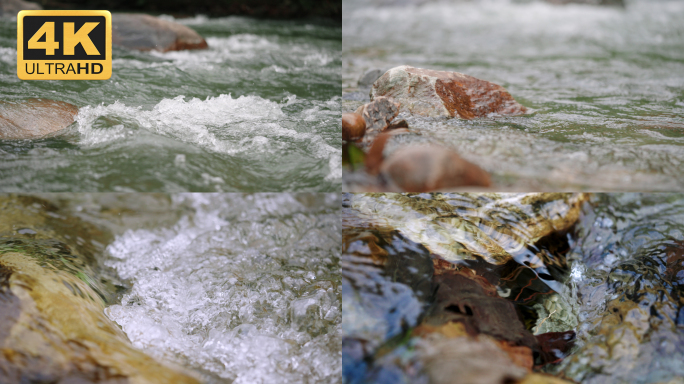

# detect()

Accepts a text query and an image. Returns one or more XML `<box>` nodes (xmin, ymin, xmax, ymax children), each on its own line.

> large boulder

<box><xmin>371</xmin><ymin>65</ymin><xmax>527</xmax><ymax>119</ymax></box>
<box><xmin>0</xmin><ymin>99</ymin><xmax>78</xmax><ymax>139</ymax></box>
<box><xmin>0</xmin><ymin>0</ymin><xmax>40</xmax><ymax>18</ymax></box>
<box><xmin>112</xmin><ymin>14</ymin><xmax>208</xmax><ymax>52</ymax></box>
<box><xmin>0</xmin><ymin>252</ymin><xmax>201</xmax><ymax>384</ymax></box>
<box><xmin>0</xmin><ymin>195</ymin><xmax>200</xmax><ymax>384</ymax></box>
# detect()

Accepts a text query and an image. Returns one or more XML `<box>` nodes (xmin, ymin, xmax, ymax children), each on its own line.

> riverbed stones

<box><xmin>342</xmin><ymin>113</ymin><xmax>366</xmax><ymax>142</ymax></box>
<box><xmin>0</xmin><ymin>99</ymin><xmax>79</xmax><ymax>139</ymax></box>
<box><xmin>0</xmin><ymin>252</ymin><xmax>201</xmax><ymax>384</ymax></box>
<box><xmin>380</xmin><ymin>144</ymin><xmax>492</xmax><ymax>191</ymax></box>
<box><xmin>112</xmin><ymin>14</ymin><xmax>208</xmax><ymax>52</ymax></box>
<box><xmin>0</xmin><ymin>0</ymin><xmax>40</xmax><ymax>18</ymax></box>
<box><xmin>371</xmin><ymin>65</ymin><xmax>527</xmax><ymax>118</ymax></box>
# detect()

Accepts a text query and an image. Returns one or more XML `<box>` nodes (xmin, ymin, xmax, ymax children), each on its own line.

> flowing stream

<box><xmin>2</xmin><ymin>193</ymin><xmax>341</xmax><ymax>384</ymax></box>
<box><xmin>342</xmin><ymin>192</ymin><xmax>684</xmax><ymax>383</ymax></box>
<box><xmin>0</xmin><ymin>16</ymin><xmax>341</xmax><ymax>192</ymax></box>
<box><xmin>343</xmin><ymin>0</ymin><xmax>684</xmax><ymax>191</ymax></box>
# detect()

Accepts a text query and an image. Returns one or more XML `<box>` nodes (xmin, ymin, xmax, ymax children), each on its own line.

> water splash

<box><xmin>103</xmin><ymin>194</ymin><xmax>341</xmax><ymax>384</ymax></box>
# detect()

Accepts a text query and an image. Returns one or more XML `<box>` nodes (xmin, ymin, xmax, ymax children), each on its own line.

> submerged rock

<box><xmin>112</xmin><ymin>14</ymin><xmax>208</xmax><ymax>52</ymax></box>
<box><xmin>0</xmin><ymin>99</ymin><xmax>78</xmax><ymax>139</ymax></box>
<box><xmin>342</xmin><ymin>113</ymin><xmax>366</xmax><ymax>142</ymax></box>
<box><xmin>417</xmin><ymin>332</ymin><xmax>528</xmax><ymax>384</ymax></box>
<box><xmin>371</xmin><ymin>65</ymin><xmax>527</xmax><ymax>118</ymax></box>
<box><xmin>342</xmin><ymin>228</ymin><xmax>434</xmax><ymax>351</ymax></box>
<box><xmin>425</xmin><ymin>270</ymin><xmax>539</xmax><ymax>351</ymax></box>
<box><xmin>0</xmin><ymin>252</ymin><xmax>200</xmax><ymax>384</ymax></box>
<box><xmin>0</xmin><ymin>0</ymin><xmax>40</xmax><ymax>18</ymax></box>
<box><xmin>350</xmin><ymin>193</ymin><xmax>588</xmax><ymax>269</ymax></box>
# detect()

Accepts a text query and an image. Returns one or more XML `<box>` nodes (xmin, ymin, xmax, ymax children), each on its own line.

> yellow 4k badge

<box><xmin>17</xmin><ymin>10</ymin><xmax>112</xmax><ymax>80</ymax></box>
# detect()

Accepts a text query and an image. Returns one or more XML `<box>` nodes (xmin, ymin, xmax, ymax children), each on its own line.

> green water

<box><xmin>0</xmin><ymin>16</ymin><xmax>341</xmax><ymax>192</ymax></box>
<box><xmin>343</xmin><ymin>0</ymin><xmax>684</xmax><ymax>191</ymax></box>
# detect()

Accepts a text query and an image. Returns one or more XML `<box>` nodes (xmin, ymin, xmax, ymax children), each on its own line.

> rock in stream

<box><xmin>371</xmin><ymin>65</ymin><xmax>527</xmax><ymax>119</ymax></box>
<box><xmin>0</xmin><ymin>99</ymin><xmax>79</xmax><ymax>139</ymax></box>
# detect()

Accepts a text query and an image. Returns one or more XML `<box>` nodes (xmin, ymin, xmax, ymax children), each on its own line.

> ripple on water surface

<box><xmin>0</xmin><ymin>16</ymin><xmax>341</xmax><ymax>191</ymax></box>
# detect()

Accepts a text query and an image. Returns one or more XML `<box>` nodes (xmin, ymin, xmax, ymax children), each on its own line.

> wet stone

<box><xmin>355</xmin><ymin>96</ymin><xmax>401</xmax><ymax>133</ymax></box>
<box><xmin>0</xmin><ymin>99</ymin><xmax>79</xmax><ymax>139</ymax></box>
<box><xmin>342</xmin><ymin>228</ymin><xmax>434</xmax><ymax>351</ymax></box>
<box><xmin>112</xmin><ymin>14</ymin><xmax>208</xmax><ymax>52</ymax></box>
<box><xmin>379</xmin><ymin>144</ymin><xmax>492</xmax><ymax>192</ymax></box>
<box><xmin>342</xmin><ymin>113</ymin><xmax>367</xmax><ymax>142</ymax></box>
<box><xmin>371</xmin><ymin>65</ymin><xmax>527</xmax><ymax>119</ymax></box>
<box><xmin>0</xmin><ymin>252</ymin><xmax>200</xmax><ymax>384</ymax></box>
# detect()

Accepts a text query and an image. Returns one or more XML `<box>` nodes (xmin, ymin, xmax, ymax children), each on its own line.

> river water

<box><xmin>0</xmin><ymin>16</ymin><xmax>341</xmax><ymax>192</ymax></box>
<box><xmin>9</xmin><ymin>193</ymin><xmax>341</xmax><ymax>384</ymax></box>
<box><xmin>342</xmin><ymin>193</ymin><xmax>684</xmax><ymax>383</ymax></box>
<box><xmin>343</xmin><ymin>0</ymin><xmax>684</xmax><ymax>191</ymax></box>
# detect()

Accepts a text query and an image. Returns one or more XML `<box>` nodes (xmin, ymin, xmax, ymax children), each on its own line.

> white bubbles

<box><xmin>75</xmin><ymin>95</ymin><xmax>341</xmax><ymax>182</ymax></box>
<box><xmin>104</xmin><ymin>194</ymin><xmax>340</xmax><ymax>384</ymax></box>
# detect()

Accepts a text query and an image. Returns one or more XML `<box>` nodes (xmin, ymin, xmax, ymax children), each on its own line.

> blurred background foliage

<box><xmin>34</xmin><ymin>0</ymin><xmax>341</xmax><ymax>19</ymax></box>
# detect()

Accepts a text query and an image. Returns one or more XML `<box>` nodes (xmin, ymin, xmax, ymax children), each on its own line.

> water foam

<box><xmin>75</xmin><ymin>95</ymin><xmax>341</xmax><ymax>181</ymax></box>
<box><xmin>104</xmin><ymin>194</ymin><xmax>341</xmax><ymax>384</ymax></box>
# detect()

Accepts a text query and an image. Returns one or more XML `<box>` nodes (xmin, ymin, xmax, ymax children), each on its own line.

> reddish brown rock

<box><xmin>354</xmin><ymin>96</ymin><xmax>400</xmax><ymax>132</ymax></box>
<box><xmin>342</xmin><ymin>113</ymin><xmax>366</xmax><ymax>142</ymax></box>
<box><xmin>0</xmin><ymin>99</ymin><xmax>79</xmax><ymax>139</ymax></box>
<box><xmin>381</xmin><ymin>144</ymin><xmax>492</xmax><ymax>191</ymax></box>
<box><xmin>112</xmin><ymin>14</ymin><xmax>208</xmax><ymax>52</ymax></box>
<box><xmin>371</xmin><ymin>65</ymin><xmax>527</xmax><ymax>119</ymax></box>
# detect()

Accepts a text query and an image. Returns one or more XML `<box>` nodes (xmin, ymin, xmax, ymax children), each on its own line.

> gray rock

<box><xmin>354</xmin><ymin>96</ymin><xmax>400</xmax><ymax>132</ymax></box>
<box><xmin>358</xmin><ymin>68</ymin><xmax>385</xmax><ymax>88</ymax></box>
<box><xmin>112</xmin><ymin>13</ymin><xmax>208</xmax><ymax>52</ymax></box>
<box><xmin>0</xmin><ymin>0</ymin><xmax>40</xmax><ymax>18</ymax></box>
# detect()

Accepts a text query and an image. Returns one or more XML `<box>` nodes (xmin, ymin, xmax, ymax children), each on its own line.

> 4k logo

<box><xmin>17</xmin><ymin>11</ymin><xmax>111</xmax><ymax>80</ymax></box>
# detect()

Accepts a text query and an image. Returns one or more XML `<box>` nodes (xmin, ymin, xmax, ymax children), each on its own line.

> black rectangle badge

<box><xmin>17</xmin><ymin>10</ymin><xmax>112</xmax><ymax>80</ymax></box>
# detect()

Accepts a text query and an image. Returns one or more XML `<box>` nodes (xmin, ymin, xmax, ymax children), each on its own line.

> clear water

<box><xmin>102</xmin><ymin>193</ymin><xmax>341</xmax><ymax>384</ymax></box>
<box><xmin>14</xmin><ymin>193</ymin><xmax>341</xmax><ymax>384</ymax></box>
<box><xmin>343</xmin><ymin>0</ymin><xmax>684</xmax><ymax>191</ymax></box>
<box><xmin>341</xmin><ymin>193</ymin><xmax>684</xmax><ymax>383</ymax></box>
<box><xmin>0</xmin><ymin>16</ymin><xmax>341</xmax><ymax>192</ymax></box>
